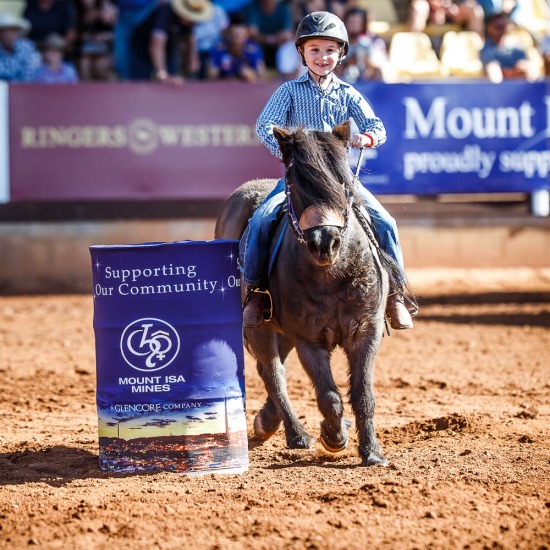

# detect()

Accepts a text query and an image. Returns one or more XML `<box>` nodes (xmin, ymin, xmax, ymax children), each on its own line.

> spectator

<box><xmin>294</xmin><ymin>0</ymin><xmax>352</xmax><ymax>22</ymax></box>
<box><xmin>336</xmin><ymin>7</ymin><xmax>388</xmax><ymax>82</ymax></box>
<box><xmin>207</xmin><ymin>13</ymin><xmax>265</xmax><ymax>81</ymax></box>
<box><xmin>215</xmin><ymin>0</ymin><xmax>253</xmax><ymax>16</ymax></box>
<box><xmin>33</xmin><ymin>32</ymin><xmax>79</xmax><ymax>82</ymax></box>
<box><xmin>113</xmin><ymin>0</ymin><xmax>158</xmax><ymax>80</ymax></box>
<box><xmin>407</xmin><ymin>0</ymin><xmax>484</xmax><ymax>36</ymax></box>
<box><xmin>193</xmin><ymin>2</ymin><xmax>229</xmax><ymax>79</ymax></box>
<box><xmin>541</xmin><ymin>34</ymin><xmax>550</xmax><ymax>77</ymax></box>
<box><xmin>275</xmin><ymin>38</ymin><xmax>306</xmax><ymax>80</ymax></box>
<box><xmin>244</xmin><ymin>0</ymin><xmax>293</xmax><ymax>69</ymax></box>
<box><xmin>76</xmin><ymin>0</ymin><xmax>117</xmax><ymax>80</ymax></box>
<box><xmin>480</xmin><ymin>11</ymin><xmax>537</xmax><ymax>81</ymax></box>
<box><xmin>24</xmin><ymin>0</ymin><xmax>78</xmax><ymax>54</ymax></box>
<box><xmin>129</xmin><ymin>0</ymin><xmax>214</xmax><ymax>83</ymax></box>
<box><xmin>475</xmin><ymin>0</ymin><xmax>516</xmax><ymax>19</ymax></box>
<box><xmin>476</xmin><ymin>0</ymin><xmax>544</xmax><ymax>39</ymax></box>
<box><xmin>0</xmin><ymin>13</ymin><xmax>41</xmax><ymax>82</ymax></box>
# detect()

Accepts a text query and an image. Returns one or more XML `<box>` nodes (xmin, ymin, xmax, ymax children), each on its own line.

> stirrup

<box><xmin>386</xmin><ymin>290</ymin><xmax>416</xmax><ymax>330</ymax></box>
<box><xmin>243</xmin><ymin>288</ymin><xmax>273</xmax><ymax>323</ymax></box>
<box><xmin>389</xmin><ymin>289</ymin><xmax>419</xmax><ymax>317</ymax></box>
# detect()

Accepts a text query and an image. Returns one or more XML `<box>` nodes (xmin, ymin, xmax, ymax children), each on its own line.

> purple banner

<box><xmin>9</xmin><ymin>82</ymin><xmax>282</xmax><ymax>201</ymax></box>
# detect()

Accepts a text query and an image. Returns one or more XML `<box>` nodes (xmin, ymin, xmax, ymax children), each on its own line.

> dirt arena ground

<box><xmin>1</xmin><ymin>267</ymin><xmax>549</xmax><ymax>549</ymax></box>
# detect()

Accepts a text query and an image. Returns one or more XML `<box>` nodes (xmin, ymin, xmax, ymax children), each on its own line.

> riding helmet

<box><xmin>295</xmin><ymin>11</ymin><xmax>349</xmax><ymax>58</ymax></box>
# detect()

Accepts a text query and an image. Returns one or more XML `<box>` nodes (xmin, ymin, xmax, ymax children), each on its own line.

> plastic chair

<box><xmin>361</xmin><ymin>0</ymin><xmax>403</xmax><ymax>38</ymax></box>
<box><xmin>387</xmin><ymin>31</ymin><xmax>448</xmax><ymax>82</ymax></box>
<box><xmin>440</xmin><ymin>31</ymin><xmax>484</xmax><ymax>77</ymax></box>
<box><xmin>504</xmin><ymin>27</ymin><xmax>545</xmax><ymax>80</ymax></box>
<box><xmin>512</xmin><ymin>0</ymin><xmax>549</xmax><ymax>39</ymax></box>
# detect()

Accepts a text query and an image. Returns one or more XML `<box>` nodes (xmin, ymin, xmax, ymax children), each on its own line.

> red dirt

<box><xmin>1</xmin><ymin>267</ymin><xmax>549</xmax><ymax>549</ymax></box>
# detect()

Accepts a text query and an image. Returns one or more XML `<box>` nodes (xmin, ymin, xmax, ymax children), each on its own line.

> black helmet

<box><xmin>295</xmin><ymin>11</ymin><xmax>349</xmax><ymax>57</ymax></box>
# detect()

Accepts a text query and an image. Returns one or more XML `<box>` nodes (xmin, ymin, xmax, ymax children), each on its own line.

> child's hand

<box><xmin>350</xmin><ymin>133</ymin><xmax>377</xmax><ymax>149</ymax></box>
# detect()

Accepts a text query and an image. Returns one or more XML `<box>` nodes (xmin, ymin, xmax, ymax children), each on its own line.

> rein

<box><xmin>285</xmin><ymin>146</ymin><xmax>363</xmax><ymax>244</ymax></box>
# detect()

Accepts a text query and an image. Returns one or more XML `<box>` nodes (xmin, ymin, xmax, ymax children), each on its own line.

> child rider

<box><xmin>241</xmin><ymin>11</ymin><xmax>415</xmax><ymax>330</ymax></box>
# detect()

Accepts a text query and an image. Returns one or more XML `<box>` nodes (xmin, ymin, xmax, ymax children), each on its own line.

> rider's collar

<box><xmin>297</xmin><ymin>71</ymin><xmax>347</xmax><ymax>90</ymax></box>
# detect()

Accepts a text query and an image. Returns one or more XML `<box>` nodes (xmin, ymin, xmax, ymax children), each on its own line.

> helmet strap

<box><xmin>298</xmin><ymin>47</ymin><xmax>307</xmax><ymax>67</ymax></box>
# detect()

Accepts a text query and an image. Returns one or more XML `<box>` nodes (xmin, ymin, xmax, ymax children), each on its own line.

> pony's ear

<box><xmin>273</xmin><ymin>126</ymin><xmax>293</xmax><ymax>160</ymax></box>
<box><xmin>332</xmin><ymin>121</ymin><xmax>351</xmax><ymax>146</ymax></box>
<box><xmin>273</xmin><ymin>126</ymin><xmax>292</xmax><ymax>146</ymax></box>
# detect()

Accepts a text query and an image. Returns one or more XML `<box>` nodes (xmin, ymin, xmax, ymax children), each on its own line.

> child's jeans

<box><xmin>240</xmin><ymin>178</ymin><xmax>406</xmax><ymax>288</ymax></box>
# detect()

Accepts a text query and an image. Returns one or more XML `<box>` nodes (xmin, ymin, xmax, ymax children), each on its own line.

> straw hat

<box><xmin>171</xmin><ymin>0</ymin><xmax>214</xmax><ymax>22</ymax></box>
<box><xmin>0</xmin><ymin>12</ymin><xmax>31</xmax><ymax>33</ymax></box>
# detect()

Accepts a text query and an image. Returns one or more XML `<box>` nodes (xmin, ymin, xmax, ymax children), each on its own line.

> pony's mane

<box><xmin>285</xmin><ymin>127</ymin><xmax>354</xmax><ymax>211</ymax></box>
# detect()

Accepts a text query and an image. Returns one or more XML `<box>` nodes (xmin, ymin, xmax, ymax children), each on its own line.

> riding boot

<box><xmin>243</xmin><ymin>287</ymin><xmax>271</xmax><ymax>328</ymax></box>
<box><xmin>386</xmin><ymin>292</ymin><xmax>414</xmax><ymax>330</ymax></box>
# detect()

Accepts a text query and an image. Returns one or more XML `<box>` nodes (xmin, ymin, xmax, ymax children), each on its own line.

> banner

<box><xmin>355</xmin><ymin>80</ymin><xmax>550</xmax><ymax>194</ymax></box>
<box><xmin>6</xmin><ymin>81</ymin><xmax>550</xmax><ymax>201</ymax></box>
<box><xmin>90</xmin><ymin>239</ymin><xmax>248</xmax><ymax>474</ymax></box>
<box><xmin>8</xmin><ymin>82</ymin><xmax>282</xmax><ymax>201</ymax></box>
<box><xmin>0</xmin><ymin>82</ymin><xmax>8</xmax><ymax>203</ymax></box>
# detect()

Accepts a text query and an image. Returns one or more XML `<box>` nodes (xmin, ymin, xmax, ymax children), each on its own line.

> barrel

<box><xmin>90</xmin><ymin>239</ymin><xmax>247</xmax><ymax>474</ymax></box>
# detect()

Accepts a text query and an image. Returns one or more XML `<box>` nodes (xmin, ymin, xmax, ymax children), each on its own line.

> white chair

<box><xmin>440</xmin><ymin>31</ymin><xmax>484</xmax><ymax>77</ymax></box>
<box><xmin>504</xmin><ymin>27</ymin><xmax>545</xmax><ymax>80</ymax></box>
<box><xmin>387</xmin><ymin>31</ymin><xmax>448</xmax><ymax>82</ymax></box>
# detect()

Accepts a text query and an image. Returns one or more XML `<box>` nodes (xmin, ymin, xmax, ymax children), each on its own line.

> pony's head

<box><xmin>273</xmin><ymin>121</ymin><xmax>355</xmax><ymax>267</ymax></box>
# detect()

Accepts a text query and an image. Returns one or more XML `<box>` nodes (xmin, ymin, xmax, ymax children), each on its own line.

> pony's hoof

<box><xmin>361</xmin><ymin>453</ymin><xmax>389</xmax><ymax>467</ymax></box>
<box><xmin>253</xmin><ymin>413</ymin><xmax>278</xmax><ymax>440</ymax></box>
<box><xmin>319</xmin><ymin>419</ymin><xmax>350</xmax><ymax>453</ymax></box>
<box><xmin>320</xmin><ymin>433</ymin><xmax>348</xmax><ymax>453</ymax></box>
<box><xmin>287</xmin><ymin>433</ymin><xmax>316</xmax><ymax>450</ymax></box>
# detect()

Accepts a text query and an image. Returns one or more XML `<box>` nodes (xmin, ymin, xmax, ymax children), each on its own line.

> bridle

<box><xmin>285</xmin><ymin>146</ymin><xmax>364</xmax><ymax>245</ymax></box>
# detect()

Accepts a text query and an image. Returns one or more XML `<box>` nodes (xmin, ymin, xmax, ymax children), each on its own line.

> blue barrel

<box><xmin>90</xmin><ymin>239</ymin><xmax>247</xmax><ymax>474</ymax></box>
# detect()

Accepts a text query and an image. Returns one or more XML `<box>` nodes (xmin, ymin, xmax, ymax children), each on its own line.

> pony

<box><xmin>215</xmin><ymin>121</ymin><xmax>403</xmax><ymax>466</ymax></box>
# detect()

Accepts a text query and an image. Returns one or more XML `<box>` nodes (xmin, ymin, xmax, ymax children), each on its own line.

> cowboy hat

<box><xmin>0</xmin><ymin>13</ymin><xmax>31</xmax><ymax>33</ymax></box>
<box><xmin>171</xmin><ymin>0</ymin><xmax>214</xmax><ymax>22</ymax></box>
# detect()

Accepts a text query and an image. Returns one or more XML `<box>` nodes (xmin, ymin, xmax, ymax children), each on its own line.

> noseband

<box><xmin>285</xmin><ymin>146</ymin><xmax>364</xmax><ymax>245</ymax></box>
<box><xmin>285</xmin><ymin>182</ymin><xmax>352</xmax><ymax>244</ymax></box>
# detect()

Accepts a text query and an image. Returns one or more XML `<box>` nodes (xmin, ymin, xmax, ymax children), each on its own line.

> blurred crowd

<box><xmin>0</xmin><ymin>0</ymin><xmax>549</xmax><ymax>84</ymax></box>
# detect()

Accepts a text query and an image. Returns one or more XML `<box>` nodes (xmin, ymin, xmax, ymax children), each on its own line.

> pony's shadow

<box><xmin>420</xmin><ymin>291</ymin><xmax>550</xmax><ymax>306</ymax></box>
<box><xmin>419</xmin><ymin>291</ymin><xmax>550</xmax><ymax>328</ymax></box>
<box><xmin>0</xmin><ymin>446</ymin><xmax>145</xmax><ymax>487</ymax></box>
<box><xmin>266</xmin><ymin>460</ymin><xmax>358</xmax><ymax>471</ymax></box>
<box><xmin>249</xmin><ymin>437</ymin><xmax>359</xmax><ymax>470</ymax></box>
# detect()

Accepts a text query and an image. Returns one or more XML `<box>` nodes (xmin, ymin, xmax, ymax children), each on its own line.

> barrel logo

<box><xmin>120</xmin><ymin>318</ymin><xmax>180</xmax><ymax>372</ymax></box>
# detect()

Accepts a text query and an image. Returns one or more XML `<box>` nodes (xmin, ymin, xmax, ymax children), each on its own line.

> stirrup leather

<box><xmin>243</xmin><ymin>288</ymin><xmax>273</xmax><ymax>323</ymax></box>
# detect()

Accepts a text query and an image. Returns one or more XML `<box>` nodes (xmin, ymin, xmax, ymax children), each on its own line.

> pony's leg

<box><xmin>345</xmin><ymin>339</ymin><xmax>388</xmax><ymax>467</ymax></box>
<box><xmin>252</xmin><ymin>336</ymin><xmax>315</xmax><ymax>449</ymax></box>
<box><xmin>253</xmin><ymin>395</ymin><xmax>281</xmax><ymax>440</ymax></box>
<box><xmin>295</xmin><ymin>341</ymin><xmax>349</xmax><ymax>452</ymax></box>
<box><xmin>253</xmin><ymin>337</ymin><xmax>294</xmax><ymax>440</ymax></box>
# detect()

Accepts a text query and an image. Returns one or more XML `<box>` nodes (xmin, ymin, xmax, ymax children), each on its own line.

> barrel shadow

<box><xmin>0</xmin><ymin>446</ymin><xmax>147</xmax><ymax>487</ymax></box>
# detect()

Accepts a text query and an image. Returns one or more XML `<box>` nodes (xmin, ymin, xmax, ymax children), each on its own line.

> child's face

<box><xmin>301</xmin><ymin>38</ymin><xmax>341</xmax><ymax>78</ymax></box>
<box><xmin>227</xmin><ymin>24</ymin><xmax>248</xmax><ymax>47</ymax></box>
<box><xmin>43</xmin><ymin>48</ymin><xmax>63</xmax><ymax>67</ymax></box>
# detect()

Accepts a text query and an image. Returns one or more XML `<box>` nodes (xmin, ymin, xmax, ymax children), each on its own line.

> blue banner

<box><xmin>90</xmin><ymin>239</ymin><xmax>247</xmax><ymax>474</ymax></box>
<box><xmin>354</xmin><ymin>81</ymin><xmax>550</xmax><ymax>194</ymax></box>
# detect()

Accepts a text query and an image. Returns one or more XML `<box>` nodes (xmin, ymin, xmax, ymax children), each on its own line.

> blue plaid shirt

<box><xmin>0</xmin><ymin>39</ymin><xmax>41</xmax><ymax>82</ymax></box>
<box><xmin>257</xmin><ymin>72</ymin><xmax>386</xmax><ymax>159</ymax></box>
